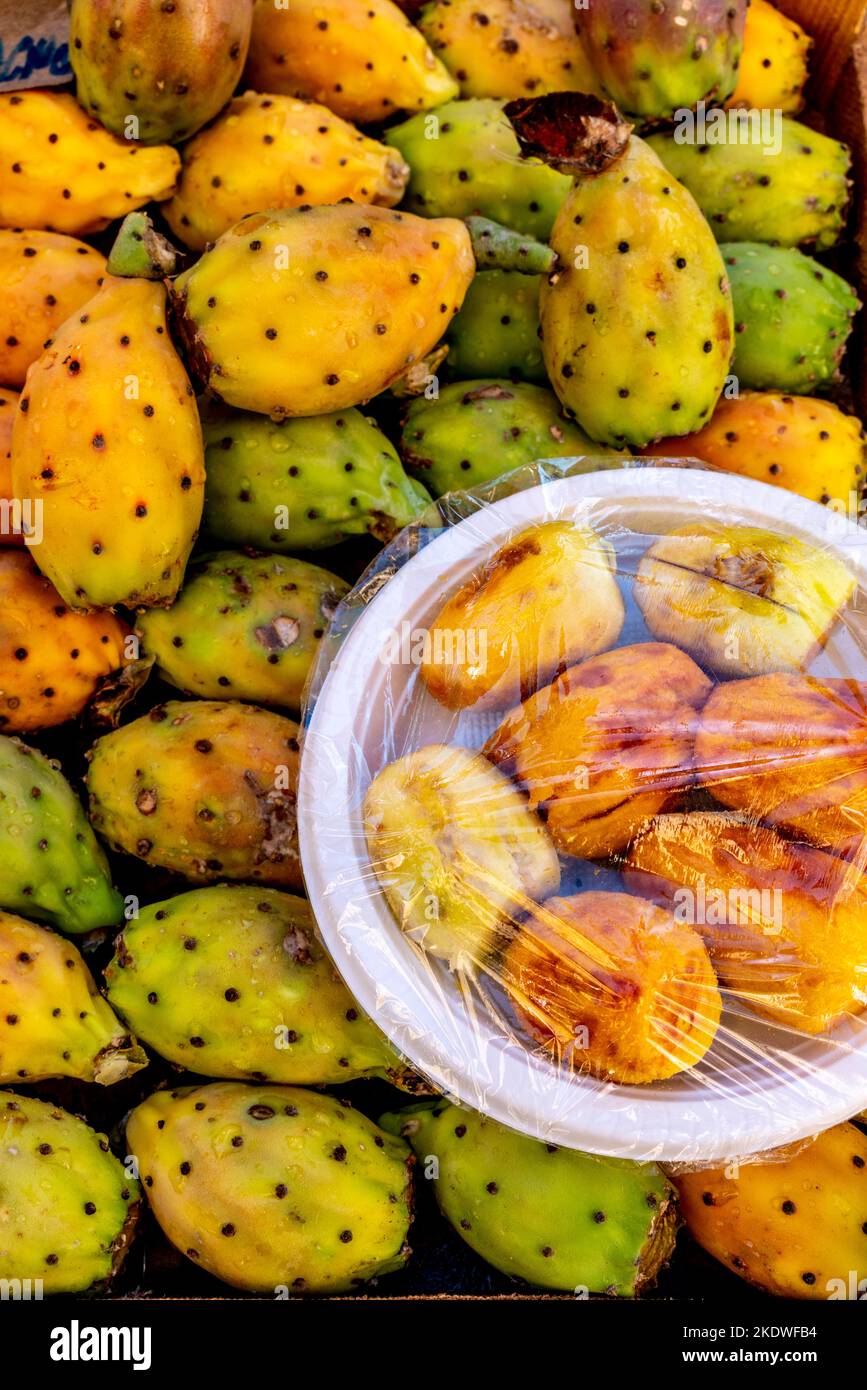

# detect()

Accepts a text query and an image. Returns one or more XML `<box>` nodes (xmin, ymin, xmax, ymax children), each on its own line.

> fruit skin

<box><xmin>87</xmin><ymin>699</ymin><xmax>301</xmax><ymax>889</ymax></box>
<box><xmin>203</xmin><ymin>405</ymin><xmax>429</xmax><ymax>551</ymax></box>
<box><xmin>11</xmin><ymin>274</ymin><xmax>205</xmax><ymax>611</ymax></box>
<box><xmin>244</xmin><ymin>0</ymin><xmax>457</xmax><ymax>124</ymax></box>
<box><xmin>389</xmin><ymin>98</ymin><xmax>571</xmax><ymax>240</ymax></box>
<box><xmin>400</xmin><ymin>379</ymin><xmax>613</xmax><ymax>495</ymax></box>
<box><xmin>646</xmin><ymin>121</ymin><xmax>851</xmax><ymax>253</ymax></box>
<box><xmin>137</xmin><ymin>550</ymin><xmax>348</xmax><ymax>714</ymax></box>
<box><xmin>126</xmin><ymin>1081</ymin><xmax>413</xmax><ymax>1293</ymax></box>
<box><xmin>503</xmin><ymin>891</ymin><xmax>721</xmax><ymax>1085</ymax></box>
<box><xmin>0</xmin><ymin>230</ymin><xmax>106</xmax><ymax>389</ymax></box>
<box><xmin>634</xmin><ymin>523</ymin><xmax>856</xmax><ymax>678</ymax></box>
<box><xmin>0</xmin><ymin>388</ymin><xmax>23</xmax><ymax>548</ymax></box>
<box><xmin>575</xmin><ymin>0</ymin><xmax>747</xmax><ymax>120</ymax></box>
<box><xmin>728</xmin><ymin>0</ymin><xmax>812</xmax><ymax>114</ymax></box>
<box><xmin>0</xmin><ymin>911</ymin><xmax>146</xmax><ymax>1086</ymax></box>
<box><xmin>445</xmin><ymin>270</ymin><xmax>545</xmax><ymax>383</ymax></box>
<box><xmin>421</xmin><ymin>520</ymin><xmax>625</xmax><ymax>710</ymax></box>
<box><xmin>625</xmin><ymin>812</ymin><xmax>867</xmax><ymax>1035</ymax></box>
<box><xmin>0</xmin><ymin>91</ymin><xmax>179</xmax><ymax>236</ymax></box>
<box><xmin>674</xmin><ymin>1122</ymin><xmax>867</xmax><ymax>1299</ymax></box>
<box><xmin>69</xmin><ymin>0</ymin><xmax>253</xmax><ymax>145</ymax></box>
<box><xmin>0</xmin><ymin>1091</ymin><xmax>140</xmax><ymax>1294</ymax></box>
<box><xmin>172</xmin><ymin>204</ymin><xmax>475</xmax><ymax>418</ymax></box>
<box><xmin>364</xmin><ymin>743</ymin><xmax>559</xmax><ymax>970</ymax></box>
<box><xmin>417</xmin><ymin>0</ymin><xmax>601</xmax><ymax>100</ymax></box>
<box><xmin>485</xmin><ymin>643</ymin><xmax>713</xmax><ymax>860</ymax></box>
<box><xmin>106</xmin><ymin>886</ymin><xmax>416</xmax><ymax>1086</ymax></box>
<box><xmin>164</xmin><ymin>92</ymin><xmax>410</xmax><ymax>253</ymax></box>
<box><xmin>642</xmin><ymin>392</ymin><xmax>866</xmax><ymax>507</ymax></box>
<box><xmin>723</xmin><ymin>242</ymin><xmax>860</xmax><ymax>393</ymax></box>
<box><xmin>380</xmin><ymin>1100</ymin><xmax>677</xmax><ymax>1294</ymax></box>
<box><xmin>541</xmin><ymin>136</ymin><xmax>734</xmax><ymax>447</ymax></box>
<box><xmin>0</xmin><ymin>735</ymin><xmax>122</xmax><ymax>933</ymax></box>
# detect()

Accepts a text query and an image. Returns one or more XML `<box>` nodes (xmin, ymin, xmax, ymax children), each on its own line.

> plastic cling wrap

<box><xmin>299</xmin><ymin>461</ymin><xmax>867</xmax><ymax>1163</ymax></box>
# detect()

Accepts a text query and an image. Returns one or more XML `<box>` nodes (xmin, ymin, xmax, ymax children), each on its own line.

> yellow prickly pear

<box><xmin>729</xmin><ymin>0</ymin><xmax>812</xmax><ymax>114</ymax></box>
<box><xmin>0</xmin><ymin>230</ymin><xmax>106</xmax><ymax>390</ymax></box>
<box><xmin>0</xmin><ymin>388</ymin><xmax>23</xmax><ymax>547</ymax></box>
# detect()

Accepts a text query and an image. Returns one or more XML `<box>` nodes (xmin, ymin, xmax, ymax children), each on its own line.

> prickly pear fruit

<box><xmin>722</xmin><ymin>243</ymin><xmax>860</xmax><ymax>393</ymax></box>
<box><xmin>106</xmin><ymin>885</ymin><xmax>417</xmax><ymax>1086</ymax></box>
<box><xmin>0</xmin><ymin>1091</ymin><xmax>140</xmax><ymax>1293</ymax></box>
<box><xmin>445</xmin><ymin>271</ymin><xmax>545</xmax><ymax>383</ymax></box>
<box><xmin>0</xmin><ymin>389</ymin><xmax>23</xmax><ymax>548</ymax></box>
<box><xmin>244</xmin><ymin>0</ymin><xmax>457</xmax><ymax>124</ymax></box>
<box><xmin>70</xmin><ymin>0</ymin><xmax>252</xmax><ymax>145</ymax></box>
<box><xmin>0</xmin><ymin>736</ymin><xmax>121</xmax><ymax>933</ymax></box>
<box><xmin>126</xmin><ymin>1081</ymin><xmax>413</xmax><ymax>1293</ymax></box>
<box><xmin>389</xmin><ymin>98</ymin><xmax>571</xmax><ymax>240</ymax></box>
<box><xmin>172</xmin><ymin>204</ymin><xmax>474</xmax><ymax>418</ymax></box>
<box><xmin>11</xmin><ymin>274</ymin><xmax>205</xmax><ymax>611</ymax></box>
<box><xmin>729</xmin><ymin>0</ymin><xmax>812</xmax><ymax>114</ymax></box>
<box><xmin>380</xmin><ymin>1100</ymin><xmax>676</xmax><ymax>1294</ymax></box>
<box><xmin>202</xmin><ymin>405</ymin><xmax>429</xmax><ymax>551</ymax></box>
<box><xmin>643</xmin><ymin>392</ymin><xmax>866</xmax><ymax>507</ymax></box>
<box><xmin>0</xmin><ymin>230</ymin><xmax>105</xmax><ymax>389</ymax></box>
<box><xmin>417</xmin><ymin>0</ymin><xmax>601</xmax><ymax>100</ymax></box>
<box><xmin>87</xmin><ymin>700</ymin><xmax>301</xmax><ymax>889</ymax></box>
<box><xmin>137</xmin><ymin>551</ymin><xmax>348</xmax><ymax>713</ymax></box>
<box><xmin>674</xmin><ymin>1121</ymin><xmax>867</xmax><ymax>1298</ymax></box>
<box><xmin>0</xmin><ymin>911</ymin><xmax>146</xmax><ymax>1086</ymax></box>
<box><xmin>0</xmin><ymin>91</ymin><xmax>179</xmax><ymax>235</ymax></box>
<box><xmin>575</xmin><ymin>0</ymin><xmax>747</xmax><ymax>119</ymax></box>
<box><xmin>400</xmin><ymin>380</ymin><xmax>612</xmax><ymax>495</ymax></box>
<box><xmin>164</xmin><ymin>93</ymin><xmax>410</xmax><ymax>253</ymax></box>
<box><xmin>647</xmin><ymin>121</ymin><xmax>851</xmax><ymax>252</ymax></box>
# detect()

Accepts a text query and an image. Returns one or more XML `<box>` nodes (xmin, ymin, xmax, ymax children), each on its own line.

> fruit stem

<box><xmin>505</xmin><ymin>92</ymin><xmax>634</xmax><ymax>177</ymax></box>
<box><xmin>465</xmin><ymin>216</ymin><xmax>556</xmax><ymax>275</ymax></box>
<box><xmin>107</xmin><ymin>212</ymin><xmax>179</xmax><ymax>280</ymax></box>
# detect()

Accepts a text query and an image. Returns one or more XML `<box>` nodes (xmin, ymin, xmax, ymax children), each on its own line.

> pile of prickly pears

<box><xmin>0</xmin><ymin>0</ymin><xmax>865</xmax><ymax>1307</ymax></box>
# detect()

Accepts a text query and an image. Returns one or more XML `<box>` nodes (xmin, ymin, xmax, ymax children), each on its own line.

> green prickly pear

<box><xmin>106</xmin><ymin>885</ymin><xmax>421</xmax><ymax>1088</ymax></box>
<box><xmin>126</xmin><ymin>1081</ymin><xmax>413</xmax><ymax>1293</ymax></box>
<box><xmin>137</xmin><ymin>551</ymin><xmax>349</xmax><ymax>714</ymax></box>
<box><xmin>723</xmin><ymin>242</ymin><xmax>860</xmax><ymax>392</ymax></box>
<box><xmin>400</xmin><ymin>380</ymin><xmax>617</xmax><ymax>495</ymax></box>
<box><xmin>0</xmin><ymin>735</ymin><xmax>121</xmax><ymax>933</ymax></box>
<box><xmin>445</xmin><ymin>269</ymin><xmax>545</xmax><ymax>383</ymax></box>
<box><xmin>381</xmin><ymin>1101</ymin><xmax>676</xmax><ymax>1294</ymax></box>
<box><xmin>87</xmin><ymin>700</ymin><xmax>301</xmax><ymax>889</ymax></box>
<box><xmin>0</xmin><ymin>910</ymin><xmax>146</xmax><ymax>1086</ymax></box>
<box><xmin>646</xmin><ymin>120</ymin><xmax>851</xmax><ymax>253</ymax></box>
<box><xmin>202</xmin><ymin>405</ymin><xmax>430</xmax><ymax>550</ymax></box>
<box><xmin>69</xmin><ymin>0</ymin><xmax>254</xmax><ymax>145</ymax></box>
<box><xmin>0</xmin><ymin>1091</ymin><xmax>140</xmax><ymax>1293</ymax></box>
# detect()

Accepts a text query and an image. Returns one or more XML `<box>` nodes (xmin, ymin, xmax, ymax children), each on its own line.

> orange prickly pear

<box><xmin>0</xmin><ymin>230</ymin><xmax>106</xmax><ymax>390</ymax></box>
<box><xmin>0</xmin><ymin>388</ymin><xmax>24</xmax><ymax>548</ymax></box>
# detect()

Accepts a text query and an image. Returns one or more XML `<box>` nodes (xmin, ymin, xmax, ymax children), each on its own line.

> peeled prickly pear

<box><xmin>106</xmin><ymin>885</ymin><xmax>417</xmax><ymax>1086</ymax></box>
<box><xmin>729</xmin><ymin>0</ymin><xmax>812</xmax><ymax>114</ymax></box>
<box><xmin>723</xmin><ymin>242</ymin><xmax>860</xmax><ymax>393</ymax></box>
<box><xmin>87</xmin><ymin>700</ymin><xmax>301</xmax><ymax>888</ymax></box>
<box><xmin>164</xmin><ymin>92</ymin><xmax>410</xmax><ymax>252</ymax></box>
<box><xmin>0</xmin><ymin>389</ymin><xmax>23</xmax><ymax>547</ymax></box>
<box><xmin>69</xmin><ymin>0</ymin><xmax>253</xmax><ymax>145</ymax></box>
<box><xmin>244</xmin><ymin>0</ymin><xmax>457</xmax><ymax>124</ymax></box>
<box><xmin>0</xmin><ymin>230</ymin><xmax>106</xmax><ymax>390</ymax></box>
<box><xmin>126</xmin><ymin>1081</ymin><xmax>413</xmax><ymax>1293</ymax></box>
<box><xmin>445</xmin><ymin>270</ymin><xmax>545</xmax><ymax>383</ymax></box>
<box><xmin>0</xmin><ymin>91</ymin><xmax>179</xmax><ymax>235</ymax></box>
<box><xmin>0</xmin><ymin>1091</ymin><xmax>140</xmax><ymax>1293</ymax></box>
<box><xmin>380</xmin><ymin>1101</ymin><xmax>676</xmax><ymax>1294</ymax></box>
<box><xmin>137</xmin><ymin>550</ymin><xmax>348</xmax><ymax>713</ymax></box>
<box><xmin>11</xmin><ymin>273</ymin><xmax>205</xmax><ymax>610</ymax></box>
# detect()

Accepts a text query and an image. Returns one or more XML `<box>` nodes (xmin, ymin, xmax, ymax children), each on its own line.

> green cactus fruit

<box><xmin>576</xmin><ymin>0</ymin><xmax>747</xmax><ymax>119</ymax></box>
<box><xmin>723</xmin><ymin>243</ymin><xmax>860</xmax><ymax>393</ymax></box>
<box><xmin>0</xmin><ymin>910</ymin><xmax>146</xmax><ymax>1086</ymax></box>
<box><xmin>646</xmin><ymin>120</ymin><xmax>851</xmax><ymax>253</ymax></box>
<box><xmin>126</xmin><ymin>1081</ymin><xmax>413</xmax><ymax>1293</ymax></box>
<box><xmin>381</xmin><ymin>1101</ymin><xmax>676</xmax><ymax>1294</ymax></box>
<box><xmin>202</xmin><ymin>405</ymin><xmax>430</xmax><ymax>550</ymax></box>
<box><xmin>400</xmin><ymin>380</ymin><xmax>615</xmax><ymax>495</ymax></box>
<box><xmin>87</xmin><ymin>700</ymin><xmax>301</xmax><ymax>889</ymax></box>
<box><xmin>389</xmin><ymin>98</ymin><xmax>571</xmax><ymax>240</ymax></box>
<box><xmin>69</xmin><ymin>0</ymin><xmax>253</xmax><ymax>145</ymax></box>
<box><xmin>106</xmin><ymin>885</ymin><xmax>420</xmax><ymax>1087</ymax></box>
<box><xmin>0</xmin><ymin>1090</ymin><xmax>140</xmax><ymax>1293</ymax></box>
<box><xmin>445</xmin><ymin>270</ymin><xmax>545</xmax><ymax>382</ymax></box>
<box><xmin>0</xmin><ymin>736</ymin><xmax>121</xmax><ymax>933</ymax></box>
<box><xmin>137</xmin><ymin>551</ymin><xmax>348</xmax><ymax>714</ymax></box>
